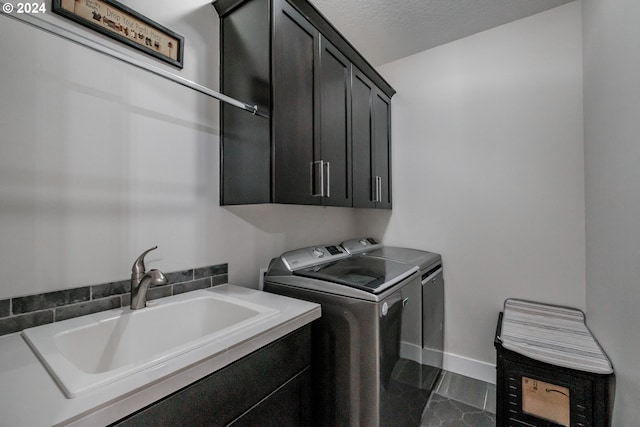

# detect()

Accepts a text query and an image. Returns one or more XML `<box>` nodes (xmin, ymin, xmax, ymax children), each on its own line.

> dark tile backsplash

<box><xmin>165</xmin><ymin>269</ymin><xmax>194</xmax><ymax>285</ymax></box>
<box><xmin>0</xmin><ymin>299</ymin><xmax>9</xmax><ymax>318</ymax></box>
<box><xmin>92</xmin><ymin>279</ymin><xmax>130</xmax><ymax>299</ymax></box>
<box><xmin>212</xmin><ymin>274</ymin><xmax>227</xmax><ymax>287</ymax></box>
<box><xmin>195</xmin><ymin>264</ymin><xmax>227</xmax><ymax>279</ymax></box>
<box><xmin>173</xmin><ymin>278</ymin><xmax>211</xmax><ymax>295</ymax></box>
<box><xmin>0</xmin><ymin>263</ymin><xmax>228</xmax><ymax>337</ymax></box>
<box><xmin>55</xmin><ymin>296</ymin><xmax>122</xmax><ymax>322</ymax></box>
<box><xmin>12</xmin><ymin>288</ymin><xmax>91</xmax><ymax>315</ymax></box>
<box><xmin>0</xmin><ymin>311</ymin><xmax>54</xmax><ymax>336</ymax></box>
<box><xmin>145</xmin><ymin>285</ymin><xmax>172</xmax><ymax>302</ymax></box>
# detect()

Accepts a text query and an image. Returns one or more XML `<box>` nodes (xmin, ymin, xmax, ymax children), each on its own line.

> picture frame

<box><xmin>52</xmin><ymin>0</ymin><xmax>184</xmax><ymax>68</ymax></box>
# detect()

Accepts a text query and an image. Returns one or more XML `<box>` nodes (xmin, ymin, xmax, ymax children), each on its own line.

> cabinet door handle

<box><xmin>325</xmin><ymin>162</ymin><xmax>330</xmax><ymax>198</ymax></box>
<box><xmin>372</xmin><ymin>176</ymin><xmax>378</xmax><ymax>202</ymax></box>
<box><xmin>374</xmin><ymin>176</ymin><xmax>382</xmax><ymax>203</ymax></box>
<box><xmin>311</xmin><ymin>160</ymin><xmax>325</xmax><ymax>197</ymax></box>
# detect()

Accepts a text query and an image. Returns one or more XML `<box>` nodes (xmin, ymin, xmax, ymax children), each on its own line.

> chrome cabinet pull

<box><xmin>372</xmin><ymin>176</ymin><xmax>377</xmax><ymax>202</ymax></box>
<box><xmin>311</xmin><ymin>160</ymin><xmax>325</xmax><ymax>197</ymax></box>
<box><xmin>373</xmin><ymin>176</ymin><xmax>382</xmax><ymax>202</ymax></box>
<box><xmin>325</xmin><ymin>162</ymin><xmax>330</xmax><ymax>198</ymax></box>
<box><xmin>310</xmin><ymin>162</ymin><xmax>314</xmax><ymax>195</ymax></box>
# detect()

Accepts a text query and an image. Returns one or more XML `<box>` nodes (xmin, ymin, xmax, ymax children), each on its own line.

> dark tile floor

<box><xmin>421</xmin><ymin>371</ymin><xmax>496</xmax><ymax>427</ymax></box>
<box><xmin>384</xmin><ymin>359</ymin><xmax>441</xmax><ymax>426</ymax></box>
<box><xmin>421</xmin><ymin>394</ymin><xmax>496</xmax><ymax>427</ymax></box>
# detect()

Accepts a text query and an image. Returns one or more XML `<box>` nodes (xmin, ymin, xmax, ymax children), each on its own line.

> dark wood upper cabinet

<box><xmin>352</xmin><ymin>69</ymin><xmax>392</xmax><ymax>209</ymax></box>
<box><xmin>372</xmin><ymin>91</ymin><xmax>392</xmax><ymax>209</ymax></box>
<box><xmin>317</xmin><ymin>36</ymin><xmax>352</xmax><ymax>207</ymax></box>
<box><xmin>213</xmin><ymin>0</ymin><xmax>394</xmax><ymax>208</ymax></box>
<box><xmin>217</xmin><ymin>0</ymin><xmax>271</xmax><ymax>205</ymax></box>
<box><xmin>351</xmin><ymin>69</ymin><xmax>375</xmax><ymax>208</ymax></box>
<box><xmin>273</xmin><ymin>1</ymin><xmax>319</xmax><ymax>205</ymax></box>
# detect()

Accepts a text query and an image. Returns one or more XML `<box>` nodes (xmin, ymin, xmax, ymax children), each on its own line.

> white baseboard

<box><xmin>400</xmin><ymin>342</ymin><xmax>495</xmax><ymax>385</ymax></box>
<box><xmin>400</xmin><ymin>342</ymin><xmax>445</xmax><ymax>369</ymax></box>
<box><xmin>442</xmin><ymin>352</ymin><xmax>496</xmax><ymax>385</ymax></box>
<box><xmin>400</xmin><ymin>341</ymin><xmax>423</xmax><ymax>364</ymax></box>
<box><xmin>422</xmin><ymin>347</ymin><xmax>443</xmax><ymax>368</ymax></box>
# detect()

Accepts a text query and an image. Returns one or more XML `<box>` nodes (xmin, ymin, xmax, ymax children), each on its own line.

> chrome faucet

<box><xmin>130</xmin><ymin>246</ymin><xmax>168</xmax><ymax>310</ymax></box>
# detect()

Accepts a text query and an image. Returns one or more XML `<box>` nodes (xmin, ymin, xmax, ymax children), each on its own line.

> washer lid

<box><xmin>368</xmin><ymin>247</ymin><xmax>441</xmax><ymax>271</ymax></box>
<box><xmin>340</xmin><ymin>238</ymin><xmax>441</xmax><ymax>271</ymax></box>
<box><xmin>293</xmin><ymin>256</ymin><xmax>418</xmax><ymax>294</ymax></box>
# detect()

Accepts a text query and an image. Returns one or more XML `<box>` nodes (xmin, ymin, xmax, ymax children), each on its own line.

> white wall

<box><xmin>0</xmin><ymin>0</ymin><xmax>358</xmax><ymax>300</ymax></box>
<box><xmin>364</xmin><ymin>2</ymin><xmax>585</xmax><ymax>381</ymax></box>
<box><xmin>583</xmin><ymin>0</ymin><xmax>640</xmax><ymax>424</ymax></box>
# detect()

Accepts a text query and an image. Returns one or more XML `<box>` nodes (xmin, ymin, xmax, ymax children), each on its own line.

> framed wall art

<box><xmin>53</xmin><ymin>0</ymin><xmax>184</xmax><ymax>68</ymax></box>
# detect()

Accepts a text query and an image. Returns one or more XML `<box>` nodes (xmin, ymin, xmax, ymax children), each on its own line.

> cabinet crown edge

<box><xmin>212</xmin><ymin>0</ymin><xmax>395</xmax><ymax>98</ymax></box>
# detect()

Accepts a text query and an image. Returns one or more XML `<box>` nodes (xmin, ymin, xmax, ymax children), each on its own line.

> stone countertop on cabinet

<box><xmin>0</xmin><ymin>285</ymin><xmax>321</xmax><ymax>426</ymax></box>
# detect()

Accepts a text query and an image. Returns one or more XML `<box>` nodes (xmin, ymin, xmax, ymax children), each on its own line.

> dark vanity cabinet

<box><xmin>112</xmin><ymin>326</ymin><xmax>311</xmax><ymax>427</ymax></box>
<box><xmin>213</xmin><ymin>0</ymin><xmax>394</xmax><ymax>208</ymax></box>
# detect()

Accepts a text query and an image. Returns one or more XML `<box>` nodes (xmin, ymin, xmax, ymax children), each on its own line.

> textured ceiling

<box><xmin>309</xmin><ymin>0</ymin><xmax>575</xmax><ymax>66</ymax></box>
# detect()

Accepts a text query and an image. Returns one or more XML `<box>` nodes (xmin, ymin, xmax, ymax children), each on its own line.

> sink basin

<box><xmin>22</xmin><ymin>289</ymin><xmax>279</xmax><ymax>398</ymax></box>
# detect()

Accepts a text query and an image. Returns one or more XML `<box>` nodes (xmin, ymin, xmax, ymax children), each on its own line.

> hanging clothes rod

<box><xmin>0</xmin><ymin>3</ymin><xmax>267</xmax><ymax>118</ymax></box>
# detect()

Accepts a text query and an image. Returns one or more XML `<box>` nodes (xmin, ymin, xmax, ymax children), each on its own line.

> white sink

<box><xmin>22</xmin><ymin>289</ymin><xmax>279</xmax><ymax>398</ymax></box>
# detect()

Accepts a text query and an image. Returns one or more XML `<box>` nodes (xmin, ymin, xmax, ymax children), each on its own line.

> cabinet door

<box><xmin>273</xmin><ymin>0</ymin><xmax>320</xmax><ymax>205</ymax></box>
<box><xmin>352</xmin><ymin>68</ymin><xmax>392</xmax><ymax>209</ymax></box>
<box><xmin>112</xmin><ymin>326</ymin><xmax>311</xmax><ymax>427</ymax></box>
<box><xmin>219</xmin><ymin>0</ymin><xmax>270</xmax><ymax>205</ymax></box>
<box><xmin>351</xmin><ymin>69</ymin><xmax>376</xmax><ymax>208</ymax></box>
<box><xmin>372</xmin><ymin>90</ymin><xmax>392</xmax><ymax>209</ymax></box>
<box><xmin>230</xmin><ymin>369</ymin><xmax>311</xmax><ymax>427</ymax></box>
<box><xmin>318</xmin><ymin>36</ymin><xmax>352</xmax><ymax>207</ymax></box>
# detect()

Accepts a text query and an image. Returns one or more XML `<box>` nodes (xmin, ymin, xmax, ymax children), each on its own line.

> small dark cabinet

<box><xmin>274</xmin><ymin>14</ymin><xmax>353</xmax><ymax>206</ymax></box>
<box><xmin>112</xmin><ymin>325</ymin><xmax>312</xmax><ymax>427</ymax></box>
<box><xmin>352</xmin><ymin>69</ymin><xmax>392</xmax><ymax>209</ymax></box>
<box><xmin>272</xmin><ymin>1</ymin><xmax>316</xmax><ymax>205</ymax></box>
<box><xmin>213</xmin><ymin>0</ymin><xmax>394</xmax><ymax>208</ymax></box>
<box><xmin>316</xmin><ymin>36</ymin><xmax>352</xmax><ymax>207</ymax></box>
<box><xmin>372</xmin><ymin>92</ymin><xmax>392</xmax><ymax>208</ymax></box>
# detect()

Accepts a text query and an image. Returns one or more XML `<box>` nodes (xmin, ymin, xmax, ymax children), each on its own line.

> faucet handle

<box><xmin>132</xmin><ymin>246</ymin><xmax>158</xmax><ymax>275</ymax></box>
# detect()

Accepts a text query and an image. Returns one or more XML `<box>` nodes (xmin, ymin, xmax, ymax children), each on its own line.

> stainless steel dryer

<box><xmin>341</xmin><ymin>238</ymin><xmax>444</xmax><ymax>391</ymax></box>
<box><xmin>264</xmin><ymin>244</ymin><xmax>429</xmax><ymax>427</ymax></box>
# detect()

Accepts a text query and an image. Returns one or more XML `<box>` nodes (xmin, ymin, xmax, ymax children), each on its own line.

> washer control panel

<box><xmin>340</xmin><ymin>237</ymin><xmax>383</xmax><ymax>254</ymax></box>
<box><xmin>280</xmin><ymin>244</ymin><xmax>350</xmax><ymax>271</ymax></box>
